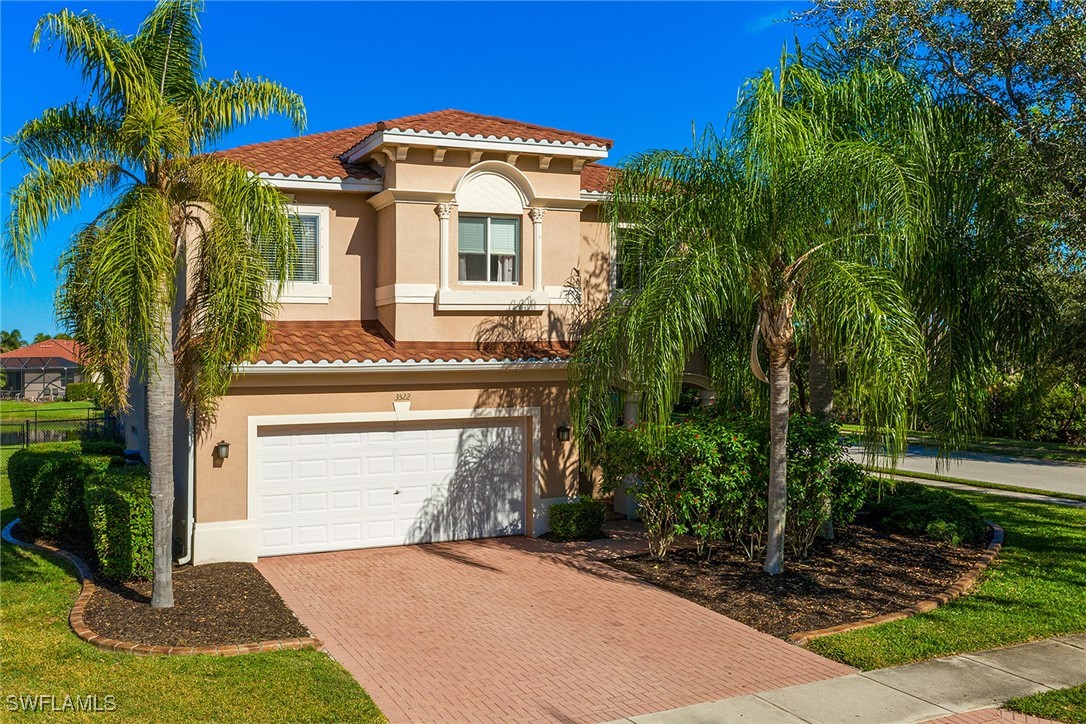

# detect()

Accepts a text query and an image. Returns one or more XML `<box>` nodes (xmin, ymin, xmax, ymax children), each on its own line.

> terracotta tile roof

<box><xmin>250</xmin><ymin>321</ymin><xmax>570</xmax><ymax>366</ymax></box>
<box><xmin>362</xmin><ymin>109</ymin><xmax>612</xmax><ymax>149</ymax></box>
<box><xmin>218</xmin><ymin>109</ymin><xmax>612</xmax><ymax>182</ymax></box>
<box><xmin>218</xmin><ymin>124</ymin><xmax>381</xmax><ymax>181</ymax></box>
<box><xmin>580</xmin><ymin>163</ymin><xmax>616</xmax><ymax>193</ymax></box>
<box><xmin>0</xmin><ymin>338</ymin><xmax>83</xmax><ymax>364</ymax></box>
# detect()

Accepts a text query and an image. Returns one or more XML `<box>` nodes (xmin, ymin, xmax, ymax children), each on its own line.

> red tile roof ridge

<box><xmin>0</xmin><ymin>338</ymin><xmax>83</xmax><ymax>362</ymax></box>
<box><xmin>368</xmin><ymin>109</ymin><xmax>613</xmax><ymax>148</ymax></box>
<box><xmin>218</xmin><ymin>123</ymin><xmax>377</xmax><ymax>156</ymax></box>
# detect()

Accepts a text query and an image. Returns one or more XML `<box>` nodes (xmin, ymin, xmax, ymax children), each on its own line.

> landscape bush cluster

<box><xmin>596</xmin><ymin>412</ymin><xmax>868</xmax><ymax>560</ymax></box>
<box><xmin>548</xmin><ymin>497</ymin><xmax>607</xmax><ymax>540</ymax></box>
<box><xmin>865</xmin><ymin>482</ymin><xmax>988</xmax><ymax>546</ymax></box>
<box><xmin>63</xmin><ymin>382</ymin><xmax>100</xmax><ymax>403</ymax></box>
<box><xmin>10</xmin><ymin>440</ymin><xmax>152</xmax><ymax>579</ymax></box>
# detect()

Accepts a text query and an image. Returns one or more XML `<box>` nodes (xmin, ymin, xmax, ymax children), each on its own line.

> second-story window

<box><xmin>458</xmin><ymin>215</ymin><xmax>520</xmax><ymax>283</ymax></box>
<box><xmin>260</xmin><ymin>213</ymin><xmax>320</xmax><ymax>283</ymax></box>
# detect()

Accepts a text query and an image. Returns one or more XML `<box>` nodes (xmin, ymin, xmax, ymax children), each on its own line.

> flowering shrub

<box><xmin>598</xmin><ymin>412</ymin><xmax>868</xmax><ymax>561</ymax></box>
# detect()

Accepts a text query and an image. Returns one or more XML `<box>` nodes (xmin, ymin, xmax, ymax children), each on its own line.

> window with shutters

<box><xmin>259</xmin><ymin>203</ymin><xmax>331</xmax><ymax>303</ymax></box>
<box><xmin>262</xmin><ymin>214</ymin><xmax>320</xmax><ymax>283</ymax></box>
<box><xmin>458</xmin><ymin>215</ymin><xmax>520</xmax><ymax>284</ymax></box>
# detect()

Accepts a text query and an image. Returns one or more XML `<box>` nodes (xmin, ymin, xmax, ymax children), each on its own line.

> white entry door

<box><xmin>256</xmin><ymin>419</ymin><xmax>526</xmax><ymax>556</ymax></box>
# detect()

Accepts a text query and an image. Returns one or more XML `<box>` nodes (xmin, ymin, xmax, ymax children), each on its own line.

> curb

<box><xmin>789</xmin><ymin>522</ymin><xmax>1004</xmax><ymax>646</ymax></box>
<box><xmin>2</xmin><ymin>518</ymin><xmax>324</xmax><ymax>656</ymax></box>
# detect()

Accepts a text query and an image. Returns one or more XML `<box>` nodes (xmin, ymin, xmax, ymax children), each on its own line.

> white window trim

<box><xmin>273</xmin><ymin>203</ymin><xmax>331</xmax><ymax>304</ymax></box>
<box><xmin>457</xmin><ymin>214</ymin><xmax>522</xmax><ymax>285</ymax></box>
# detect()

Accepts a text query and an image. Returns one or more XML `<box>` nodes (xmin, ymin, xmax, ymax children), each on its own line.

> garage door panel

<box><xmin>257</xmin><ymin>419</ymin><xmax>526</xmax><ymax>556</ymax></box>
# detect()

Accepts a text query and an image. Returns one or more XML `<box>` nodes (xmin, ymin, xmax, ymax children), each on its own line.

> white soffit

<box><xmin>343</xmin><ymin>129</ymin><xmax>609</xmax><ymax>165</ymax></box>
<box><xmin>258</xmin><ymin>172</ymin><xmax>383</xmax><ymax>193</ymax></box>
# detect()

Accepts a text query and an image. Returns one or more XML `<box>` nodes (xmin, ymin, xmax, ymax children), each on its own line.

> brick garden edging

<box><xmin>788</xmin><ymin>522</ymin><xmax>1004</xmax><ymax>646</ymax></box>
<box><xmin>2</xmin><ymin>518</ymin><xmax>323</xmax><ymax>656</ymax></box>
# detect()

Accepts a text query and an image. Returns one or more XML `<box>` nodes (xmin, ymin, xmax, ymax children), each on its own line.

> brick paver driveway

<box><xmin>257</xmin><ymin>533</ymin><xmax>853</xmax><ymax>723</ymax></box>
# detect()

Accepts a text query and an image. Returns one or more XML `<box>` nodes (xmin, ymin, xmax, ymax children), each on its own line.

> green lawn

<box><xmin>1005</xmin><ymin>685</ymin><xmax>1086</xmax><ymax>724</ymax></box>
<box><xmin>1</xmin><ymin>454</ymin><xmax>385</xmax><ymax>722</ymax></box>
<box><xmin>808</xmin><ymin>492</ymin><xmax>1086</xmax><ymax>669</ymax></box>
<box><xmin>0</xmin><ymin>399</ymin><xmax>98</xmax><ymax>423</ymax></box>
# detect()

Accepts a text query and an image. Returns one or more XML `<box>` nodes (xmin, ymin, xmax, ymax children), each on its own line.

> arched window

<box><xmin>456</xmin><ymin>170</ymin><xmax>527</xmax><ymax>284</ymax></box>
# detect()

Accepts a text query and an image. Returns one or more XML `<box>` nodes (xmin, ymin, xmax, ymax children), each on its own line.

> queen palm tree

<box><xmin>5</xmin><ymin>0</ymin><xmax>305</xmax><ymax>607</ymax></box>
<box><xmin>570</xmin><ymin>58</ymin><xmax>928</xmax><ymax>574</ymax></box>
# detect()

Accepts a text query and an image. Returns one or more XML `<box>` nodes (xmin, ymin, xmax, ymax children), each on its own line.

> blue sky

<box><xmin>1</xmin><ymin>0</ymin><xmax>810</xmax><ymax>336</ymax></box>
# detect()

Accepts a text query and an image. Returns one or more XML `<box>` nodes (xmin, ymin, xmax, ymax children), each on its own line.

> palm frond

<box><xmin>33</xmin><ymin>8</ymin><xmax>148</xmax><ymax>109</ymax></box>
<box><xmin>5</xmin><ymin>159</ymin><xmax>130</xmax><ymax>269</ymax></box>
<box><xmin>134</xmin><ymin>0</ymin><xmax>202</xmax><ymax>102</ymax></box>
<box><xmin>6</xmin><ymin>102</ymin><xmax>124</xmax><ymax>167</ymax></box>
<box><xmin>188</xmin><ymin>74</ymin><xmax>306</xmax><ymax>149</ymax></box>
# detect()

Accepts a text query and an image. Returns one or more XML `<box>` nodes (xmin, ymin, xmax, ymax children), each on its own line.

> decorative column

<box><xmin>528</xmin><ymin>207</ymin><xmax>545</xmax><ymax>293</ymax></box>
<box><xmin>435</xmin><ymin>203</ymin><xmax>454</xmax><ymax>291</ymax></box>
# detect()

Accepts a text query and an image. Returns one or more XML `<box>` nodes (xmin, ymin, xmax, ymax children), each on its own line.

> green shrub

<box><xmin>79</xmin><ymin>440</ymin><xmax>126</xmax><ymax>457</ymax></box>
<box><xmin>598</xmin><ymin>422</ymin><xmax>717</xmax><ymax>558</ymax></box>
<box><xmin>866</xmin><ymin>482</ymin><xmax>988</xmax><ymax>546</ymax></box>
<box><xmin>549</xmin><ymin>498</ymin><xmax>607</xmax><ymax>540</ymax></box>
<box><xmin>8</xmin><ymin>443</ymin><xmax>112</xmax><ymax>538</ymax></box>
<box><xmin>83</xmin><ymin>466</ymin><xmax>153</xmax><ymax>580</ymax></box>
<box><xmin>64</xmin><ymin>381</ymin><xmax>99</xmax><ymax>402</ymax></box>
<box><xmin>785</xmin><ymin>415</ymin><xmax>870</xmax><ymax>557</ymax></box>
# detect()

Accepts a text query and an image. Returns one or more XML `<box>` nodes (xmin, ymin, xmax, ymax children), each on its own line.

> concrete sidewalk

<box><xmin>609</xmin><ymin>635</ymin><xmax>1086</xmax><ymax>724</ymax></box>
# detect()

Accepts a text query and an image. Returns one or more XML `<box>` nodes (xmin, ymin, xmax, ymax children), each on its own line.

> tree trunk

<box><xmin>810</xmin><ymin>337</ymin><xmax>835</xmax><ymax>540</ymax></box>
<box><xmin>764</xmin><ymin>342</ymin><xmax>792</xmax><ymax>575</ymax></box>
<box><xmin>809</xmin><ymin>338</ymin><xmax>834</xmax><ymax>418</ymax></box>
<box><xmin>148</xmin><ymin>308</ymin><xmax>176</xmax><ymax>609</ymax></box>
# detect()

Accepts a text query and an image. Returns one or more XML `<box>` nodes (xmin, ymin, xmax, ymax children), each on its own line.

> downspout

<box><xmin>176</xmin><ymin>411</ymin><xmax>196</xmax><ymax>565</ymax></box>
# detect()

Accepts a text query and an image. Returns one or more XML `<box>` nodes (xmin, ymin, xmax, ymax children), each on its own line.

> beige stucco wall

<box><xmin>274</xmin><ymin>190</ymin><xmax>378</xmax><ymax>322</ymax></box>
<box><xmin>195</xmin><ymin>368</ymin><xmax>580</xmax><ymax>525</ymax></box>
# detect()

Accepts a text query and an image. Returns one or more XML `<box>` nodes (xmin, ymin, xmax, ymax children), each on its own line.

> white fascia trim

<box><xmin>245</xmin><ymin>406</ymin><xmax>545</xmax><ymax>534</ymax></box>
<box><xmin>345</xmin><ymin>130</ymin><xmax>609</xmax><ymax>165</ymax></box>
<box><xmin>580</xmin><ymin>190</ymin><xmax>610</xmax><ymax>202</ymax></box>
<box><xmin>234</xmin><ymin>359</ymin><xmax>568</xmax><ymax>374</ymax></box>
<box><xmin>435</xmin><ymin>288</ymin><xmax>548</xmax><ymax>312</ymax></box>
<box><xmin>259</xmin><ymin>172</ymin><xmax>383</xmax><ymax>193</ymax></box>
<box><xmin>375</xmin><ymin>283</ymin><xmax>438</xmax><ymax>306</ymax></box>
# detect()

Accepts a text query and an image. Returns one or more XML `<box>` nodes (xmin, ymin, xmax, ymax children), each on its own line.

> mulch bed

<box><xmin>609</xmin><ymin>521</ymin><xmax>989</xmax><ymax>639</ymax></box>
<box><xmin>82</xmin><ymin>563</ymin><xmax>310</xmax><ymax>647</ymax></box>
<box><xmin>11</xmin><ymin>521</ymin><xmax>309</xmax><ymax>648</ymax></box>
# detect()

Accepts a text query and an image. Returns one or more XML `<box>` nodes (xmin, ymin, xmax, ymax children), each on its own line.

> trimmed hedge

<box><xmin>8</xmin><ymin>442</ymin><xmax>114</xmax><ymax>538</ymax></box>
<box><xmin>866</xmin><ymin>482</ymin><xmax>988</xmax><ymax>546</ymax></box>
<box><xmin>64</xmin><ymin>381</ymin><xmax>100</xmax><ymax>402</ymax></box>
<box><xmin>84</xmin><ymin>466</ymin><xmax>154</xmax><ymax>580</ymax></box>
<box><xmin>550</xmin><ymin>498</ymin><xmax>607</xmax><ymax>540</ymax></box>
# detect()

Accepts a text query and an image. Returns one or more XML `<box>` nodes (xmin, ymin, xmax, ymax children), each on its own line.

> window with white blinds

<box><xmin>261</xmin><ymin>214</ymin><xmax>320</xmax><ymax>283</ymax></box>
<box><xmin>458</xmin><ymin>215</ymin><xmax>520</xmax><ymax>283</ymax></box>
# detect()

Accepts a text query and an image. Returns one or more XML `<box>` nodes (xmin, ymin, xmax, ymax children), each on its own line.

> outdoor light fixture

<box><xmin>556</xmin><ymin>425</ymin><xmax>571</xmax><ymax>442</ymax></box>
<box><xmin>215</xmin><ymin>440</ymin><xmax>230</xmax><ymax>459</ymax></box>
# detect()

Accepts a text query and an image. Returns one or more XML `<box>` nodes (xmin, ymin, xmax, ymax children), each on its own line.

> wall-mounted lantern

<box><xmin>556</xmin><ymin>424</ymin><xmax>571</xmax><ymax>442</ymax></box>
<box><xmin>214</xmin><ymin>440</ymin><xmax>230</xmax><ymax>460</ymax></box>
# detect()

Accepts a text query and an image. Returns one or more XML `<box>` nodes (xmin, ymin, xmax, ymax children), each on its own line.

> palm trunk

<box><xmin>148</xmin><ymin>308</ymin><xmax>176</xmax><ymax>609</ymax></box>
<box><xmin>764</xmin><ymin>342</ymin><xmax>792</xmax><ymax>575</ymax></box>
<box><xmin>810</xmin><ymin>338</ymin><xmax>835</xmax><ymax>540</ymax></box>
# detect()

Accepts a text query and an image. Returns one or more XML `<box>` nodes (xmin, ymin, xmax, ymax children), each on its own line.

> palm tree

<box><xmin>5</xmin><ymin>0</ymin><xmax>305</xmax><ymax>607</ymax></box>
<box><xmin>570</xmin><ymin>58</ymin><xmax>928</xmax><ymax>574</ymax></box>
<box><xmin>1</xmin><ymin>330</ymin><xmax>26</xmax><ymax>352</ymax></box>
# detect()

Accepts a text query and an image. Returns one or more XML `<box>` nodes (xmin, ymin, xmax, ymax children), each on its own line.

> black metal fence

<box><xmin>0</xmin><ymin>410</ymin><xmax>120</xmax><ymax>448</ymax></box>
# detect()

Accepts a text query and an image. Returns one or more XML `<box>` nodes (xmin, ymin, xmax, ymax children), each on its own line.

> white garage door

<box><xmin>256</xmin><ymin>420</ymin><xmax>526</xmax><ymax>556</ymax></box>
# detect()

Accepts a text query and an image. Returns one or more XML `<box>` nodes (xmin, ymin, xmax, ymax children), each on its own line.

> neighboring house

<box><xmin>0</xmin><ymin>339</ymin><xmax>84</xmax><ymax>400</ymax></box>
<box><xmin>124</xmin><ymin>109</ymin><xmax>713</xmax><ymax>565</ymax></box>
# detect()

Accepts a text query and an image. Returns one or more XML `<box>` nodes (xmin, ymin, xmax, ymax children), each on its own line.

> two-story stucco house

<box><xmin>127</xmin><ymin>110</ymin><xmax>624</xmax><ymax>564</ymax></box>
